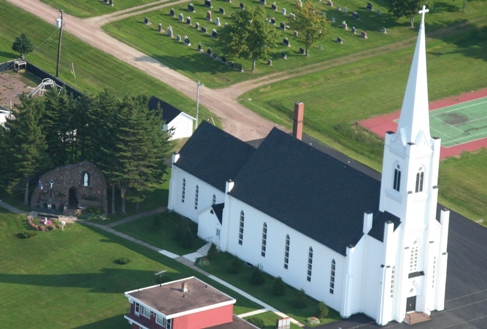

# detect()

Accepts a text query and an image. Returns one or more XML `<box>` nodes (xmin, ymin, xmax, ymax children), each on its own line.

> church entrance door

<box><xmin>406</xmin><ymin>296</ymin><xmax>416</xmax><ymax>312</ymax></box>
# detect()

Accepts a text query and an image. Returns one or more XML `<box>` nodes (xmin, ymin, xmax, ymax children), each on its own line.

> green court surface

<box><xmin>429</xmin><ymin>97</ymin><xmax>487</xmax><ymax>147</ymax></box>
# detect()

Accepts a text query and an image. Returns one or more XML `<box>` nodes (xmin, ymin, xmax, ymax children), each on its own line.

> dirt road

<box><xmin>7</xmin><ymin>0</ymin><xmax>277</xmax><ymax>141</ymax></box>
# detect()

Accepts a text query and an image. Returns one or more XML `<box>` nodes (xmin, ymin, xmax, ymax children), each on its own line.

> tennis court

<box><xmin>429</xmin><ymin>97</ymin><xmax>487</xmax><ymax>148</ymax></box>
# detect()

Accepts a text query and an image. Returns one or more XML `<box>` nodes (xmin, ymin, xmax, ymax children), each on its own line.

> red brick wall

<box><xmin>173</xmin><ymin>304</ymin><xmax>233</xmax><ymax>329</ymax></box>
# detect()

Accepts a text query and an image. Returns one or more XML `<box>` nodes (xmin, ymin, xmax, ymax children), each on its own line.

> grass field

<box><xmin>0</xmin><ymin>209</ymin><xmax>263</xmax><ymax>328</ymax></box>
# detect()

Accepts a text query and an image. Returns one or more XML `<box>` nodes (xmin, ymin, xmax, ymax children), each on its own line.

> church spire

<box><xmin>397</xmin><ymin>6</ymin><xmax>431</xmax><ymax>143</ymax></box>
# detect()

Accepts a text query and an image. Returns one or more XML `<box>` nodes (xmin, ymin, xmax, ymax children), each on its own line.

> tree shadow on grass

<box><xmin>74</xmin><ymin>314</ymin><xmax>129</xmax><ymax>329</ymax></box>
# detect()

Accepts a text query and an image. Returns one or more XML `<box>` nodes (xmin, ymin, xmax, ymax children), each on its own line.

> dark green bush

<box><xmin>246</xmin><ymin>317</ymin><xmax>264</xmax><ymax>328</ymax></box>
<box><xmin>176</xmin><ymin>219</ymin><xmax>193</xmax><ymax>249</ymax></box>
<box><xmin>207</xmin><ymin>243</ymin><xmax>218</xmax><ymax>260</ymax></box>
<box><xmin>153</xmin><ymin>214</ymin><xmax>163</xmax><ymax>231</ymax></box>
<box><xmin>249</xmin><ymin>266</ymin><xmax>265</xmax><ymax>285</ymax></box>
<box><xmin>227</xmin><ymin>255</ymin><xmax>243</xmax><ymax>274</ymax></box>
<box><xmin>293</xmin><ymin>289</ymin><xmax>308</xmax><ymax>309</ymax></box>
<box><xmin>117</xmin><ymin>257</ymin><xmax>130</xmax><ymax>265</ymax></box>
<box><xmin>155</xmin><ymin>273</ymin><xmax>170</xmax><ymax>284</ymax></box>
<box><xmin>316</xmin><ymin>301</ymin><xmax>329</xmax><ymax>318</ymax></box>
<box><xmin>272</xmin><ymin>276</ymin><xmax>286</xmax><ymax>296</ymax></box>
<box><xmin>19</xmin><ymin>231</ymin><xmax>37</xmax><ymax>239</ymax></box>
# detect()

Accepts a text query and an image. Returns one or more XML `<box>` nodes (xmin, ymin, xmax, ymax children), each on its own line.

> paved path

<box><xmin>0</xmin><ymin>200</ymin><xmax>28</xmax><ymax>215</ymax></box>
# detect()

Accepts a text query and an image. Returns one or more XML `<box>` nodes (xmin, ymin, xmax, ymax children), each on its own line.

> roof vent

<box><xmin>181</xmin><ymin>281</ymin><xmax>188</xmax><ymax>293</ymax></box>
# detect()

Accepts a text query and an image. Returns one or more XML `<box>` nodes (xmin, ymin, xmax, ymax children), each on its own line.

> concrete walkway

<box><xmin>0</xmin><ymin>200</ymin><xmax>304</xmax><ymax>326</ymax></box>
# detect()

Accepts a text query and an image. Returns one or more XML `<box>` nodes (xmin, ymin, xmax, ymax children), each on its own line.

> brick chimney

<box><xmin>293</xmin><ymin>101</ymin><xmax>304</xmax><ymax>140</ymax></box>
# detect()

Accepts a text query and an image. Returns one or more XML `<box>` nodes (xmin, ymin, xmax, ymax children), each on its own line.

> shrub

<box><xmin>153</xmin><ymin>214</ymin><xmax>163</xmax><ymax>231</ymax></box>
<box><xmin>293</xmin><ymin>289</ymin><xmax>307</xmax><ymax>309</ymax></box>
<box><xmin>306</xmin><ymin>317</ymin><xmax>320</xmax><ymax>325</ymax></box>
<box><xmin>176</xmin><ymin>219</ymin><xmax>194</xmax><ymax>249</ymax></box>
<box><xmin>246</xmin><ymin>317</ymin><xmax>264</xmax><ymax>328</ymax></box>
<box><xmin>19</xmin><ymin>231</ymin><xmax>37</xmax><ymax>239</ymax></box>
<box><xmin>117</xmin><ymin>257</ymin><xmax>130</xmax><ymax>265</ymax></box>
<box><xmin>316</xmin><ymin>301</ymin><xmax>329</xmax><ymax>318</ymax></box>
<box><xmin>155</xmin><ymin>273</ymin><xmax>170</xmax><ymax>284</ymax></box>
<box><xmin>227</xmin><ymin>255</ymin><xmax>243</xmax><ymax>274</ymax></box>
<box><xmin>207</xmin><ymin>243</ymin><xmax>218</xmax><ymax>260</ymax></box>
<box><xmin>272</xmin><ymin>277</ymin><xmax>286</xmax><ymax>296</ymax></box>
<box><xmin>249</xmin><ymin>266</ymin><xmax>265</xmax><ymax>285</ymax></box>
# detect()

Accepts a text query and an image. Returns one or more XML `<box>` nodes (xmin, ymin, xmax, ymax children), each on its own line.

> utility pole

<box><xmin>56</xmin><ymin>10</ymin><xmax>64</xmax><ymax>77</ymax></box>
<box><xmin>195</xmin><ymin>80</ymin><xmax>204</xmax><ymax>130</ymax></box>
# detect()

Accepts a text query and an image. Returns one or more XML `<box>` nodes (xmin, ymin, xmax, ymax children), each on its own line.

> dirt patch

<box><xmin>441</xmin><ymin>112</ymin><xmax>468</xmax><ymax>125</ymax></box>
<box><xmin>0</xmin><ymin>71</ymin><xmax>32</xmax><ymax>109</ymax></box>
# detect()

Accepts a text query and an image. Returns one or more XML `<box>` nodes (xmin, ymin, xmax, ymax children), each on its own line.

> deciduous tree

<box><xmin>218</xmin><ymin>7</ymin><xmax>279</xmax><ymax>71</ymax></box>
<box><xmin>387</xmin><ymin>0</ymin><xmax>424</xmax><ymax>28</ymax></box>
<box><xmin>12</xmin><ymin>33</ymin><xmax>34</xmax><ymax>58</ymax></box>
<box><xmin>289</xmin><ymin>1</ymin><xmax>329</xmax><ymax>56</ymax></box>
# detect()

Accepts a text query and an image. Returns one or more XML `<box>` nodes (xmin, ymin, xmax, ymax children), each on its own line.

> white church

<box><xmin>167</xmin><ymin>8</ymin><xmax>449</xmax><ymax>326</ymax></box>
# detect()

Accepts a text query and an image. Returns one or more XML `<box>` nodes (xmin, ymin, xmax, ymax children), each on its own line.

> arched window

<box><xmin>284</xmin><ymin>235</ymin><xmax>290</xmax><ymax>269</ymax></box>
<box><xmin>238</xmin><ymin>211</ymin><xmax>244</xmax><ymax>245</ymax></box>
<box><xmin>182</xmin><ymin>178</ymin><xmax>186</xmax><ymax>203</ymax></box>
<box><xmin>194</xmin><ymin>185</ymin><xmax>199</xmax><ymax>210</ymax></box>
<box><xmin>307</xmin><ymin>247</ymin><xmax>313</xmax><ymax>282</ymax></box>
<box><xmin>393</xmin><ymin>165</ymin><xmax>401</xmax><ymax>191</ymax></box>
<box><xmin>330</xmin><ymin>259</ymin><xmax>336</xmax><ymax>294</ymax></box>
<box><xmin>261</xmin><ymin>223</ymin><xmax>267</xmax><ymax>257</ymax></box>
<box><xmin>415</xmin><ymin>167</ymin><xmax>424</xmax><ymax>193</ymax></box>
<box><xmin>409</xmin><ymin>240</ymin><xmax>419</xmax><ymax>272</ymax></box>
<box><xmin>212</xmin><ymin>194</ymin><xmax>216</xmax><ymax>205</ymax></box>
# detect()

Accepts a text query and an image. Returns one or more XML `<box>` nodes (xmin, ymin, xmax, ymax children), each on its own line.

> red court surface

<box><xmin>359</xmin><ymin>88</ymin><xmax>487</xmax><ymax>159</ymax></box>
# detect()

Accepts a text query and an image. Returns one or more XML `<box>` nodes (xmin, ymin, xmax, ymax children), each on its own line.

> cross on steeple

<box><xmin>419</xmin><ymin>5</ymin><xmax>429</xmax><ymax>25</ymax></box>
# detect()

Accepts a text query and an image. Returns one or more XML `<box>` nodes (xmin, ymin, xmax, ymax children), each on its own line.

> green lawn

<box><xmin>0</xmin><ymin>1</ymin><xmax>216</xmax><ymax>127</ymax></box>
<box><xmin>243</xmin><ymin>311</ymin><xmax>304</xmax><ymax>329</ymax></box>
<box><xmin>114</xmin><ymin>212</ymin><xmax>207</xmax><ymax>255</ymax></box>
<box><xmin>0</xmin><ymin>208</ymin><xmax>260</xmax><ymax>328</ymax></box>
<box><xmin>40</xmin><ymin>0</ymin><xmax>165</xmax><ymax>18</ymax></box>
<box><xmin>197</xmin><ymin>252</ymin><xmax>341</xmax><ymax>325</ymax></box>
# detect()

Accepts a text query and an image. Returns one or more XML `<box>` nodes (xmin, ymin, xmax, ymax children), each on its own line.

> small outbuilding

<box><xmin>148</xmin><ymin>96</ymin><xmax>195</xmax><ymax>140</ymax></box>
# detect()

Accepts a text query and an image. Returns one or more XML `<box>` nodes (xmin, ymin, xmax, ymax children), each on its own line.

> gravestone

<box><xmin>271</xmin><ymin>2</ymin><xmax>277</xmax><ymax>10</ymax></box>
<box><xmin>270</xmin><ymin>17</ymin><xmax>276</xmax><ymax>24</ymax></box>
<box><xmin>366</xmin><ymin>2</ymin><xmax>372</xmax><ymax>10</ymax></box>
<box><xmin>211</xmin><ymin>28</ymin><xmax>218</xmax><ymax>37</ymax></box>
<box><xmin>104</xmin><ymin>0</ymin><xmax>107</xmax><ymax>4</ymax></box>
<box><xmin>283</xmin><ymin>37</ymin><xmax>290</xmax><ymax>46</ymax></box>
<box><xmin>219</xmin><ymin>7</ymin><xmax>225</xmax><ymax>14</ymax></box>
<box><xmin>381</xmin><ymin>27</ymin><xmax>387</xmax><ymax>33</ymax></box>
<box><xmin>221</xmin><ymin>56</ymin><xmax>227</xmax><ymax>63</ymax></box>
<box><xmin>213</xmin><ymin>52</ymin><xmax>218</xmax><ymax>59</ymax></box>
<box><xmin>187</xmin><ymin>17</ymin><xmax>192</xmax><ymax>24</ymax></box>
<box><xmin>109</xmin><ymin>0</ymin><xmax>113</xmax><ymax>6</ymax></box>
<box><xmin>260</xmin><ymin>0</ymin><xmax>266</xmax><ymax>4</ymax></box>
<box><xmin>299</xmin><ymin>47</ymin><xmax>305</xmax><ymax>54</ymax></box>
<box><xmin>298</xmin><ymin>0</ymin><xmax>302</xmax><ymax>6</ymax></box>
<box><xmin>321</xmin><ymin>11</ymin><xmax>326</xmax><ymax>18</ymax></box>
<box><xmin>230</xmin><ymin>61</ymin><xmax>235</xmax><ymax>68</ymax></box>
<box><xmin>344</xmin><ymin>6</ymin><xmax>348</xmax><ymax>13</ymax></box>
<box><xmin>198</xmin><ymin>43</ymin><xmax>202</xmax><ymax>51</ymax></box>
<box><xmin>170</xmin><ymin>8</ymin><xmax>175</xmax><ymax>16</ymax></box>
<box><xmin>176</xmin><ymin>34</ymin><xmax>181</xmax><ymax>41</ymax></box>
<box><xmin>205</xmin><ymin>0</ymin><xmax>212</xmax><ymax>7</ymax></box>
<box><xmin>327</xmin><ymin>0</ymin><xmax>333</xmax><ymax>6</ymax></box>
<box><xmin>294</xmin><ymin>30</ymin><xmax>299</xmax><ymax>37</ymax></box>
<box><xmin>282</xmin><ymin>8</ymin><xmax>286</xmax><ymax>15</ymax></box>
<box><xmin>226</xmin><ymin>0</ymin><xmax>231</xmax><ymax>2</ymax></box>
<box><xmin>144</xmin><ymin>17</ymin><xmax>150</xmax><ymax>24</ymax></box>
<box><xmin>184</xmin><ymin>36</ymin><xmax>191</xmax><ymax>45</ymax></box>
<box><xmin>336</xmin><ymin>37</ymin><xmax>343</xmax><ymax>44</ymax></box>
<box><xmin>167</xmin><ymin>26</ymin><xmax>174</xmax><ymax>37</ymax></box>
<box><xmin>188</xmin><ymin>3</ymin><xmax>195</xmax><ymax>12</ymax></box>
<box><xmin>361</xmin><ymin>30</ymin><xmax>367</xmax><ymax>38</ymax></box>
<box><xmin>351</xmin><ymin>26</ymin><xmax>356</xmax><ymax>34</ymax></box>
<box><xmin>179</xmin><ymin>13</ymin><xmax>184</xmax><ymax>21</ymax></box>
<box><xmin>196</xmin><ymin>22</ymin><xmax>200</xmax><ymax>29</ymax></box>
<box><xmin>281</xmin><ymin>50</ymin><xmax>287</xmax><ymax>59</ymax></box>
<box><xmin>280</xmin><ymin>22</ymin><xmax>286</xmax><ymax>30</ymax></box>
<box><xmin>207</xmin><ymin>47</ymin><xmax>212</xmax><ymax>54</ymax></box>
<box><xmin>377</xmin><ymin>9</ymin><xmax>381</xmax><ymax>15</ymax></box>
<box><xmin>352</xmin><ymin>11</ymin><xmax>360</xmax><ymax>19</ymax></box>
<box><xmin>215</xmin><ymin>17</ymin><xmax>221</xmax><ymax>26</ymax></box>
<box><xmin>342</xmin><ymin>21</ymin><xmax>347</xmax><ymax>29</ymax></box>
<box><xmin>337</xmin><ymin>6</ymin><xmax>341</xmax><ymax>11</ymax></box>
<box><xmin>290</xmin><ymin>13</ymin><xmax>295</xmax><ymax>19</ymax></box>
<box><xmin>331</xmin><ymin>16</ymin><xmax>335</xmax><ymax>24</ymax></box>
<box><xmin>201</xmin><ymin>26</ymin><xmax>207</xmax><ymax>33</ymax></box>
<box><xmin>240</xmin><ymin>2</ymin><xmax>245</xmax><ymax>9</ymax></box>
<box><xmin>206</xmin><ymin>10</ymin><xmax>212</xmax><ymax>21</ymax></box>
<box><xmin>268</xmin><ymin>59</ymin><xmax>272</xmax><ymax>65</ymax></box>
<box><xmin>158</xmin><ymin>23</ymin><xmax>162</xmax><ymax>32</ymax></box>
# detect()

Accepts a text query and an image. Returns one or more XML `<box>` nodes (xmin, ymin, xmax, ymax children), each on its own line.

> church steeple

<box><xmin>397</xmin><ymin>6</ymin><xmax>431</xmax><ymax>144</ymax></box>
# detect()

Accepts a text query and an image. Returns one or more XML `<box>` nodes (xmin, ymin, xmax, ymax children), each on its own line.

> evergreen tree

<box><xmin>2</xmin><ymin>95</ymin><xmax>51</xmax><ymax>204</ymax></box>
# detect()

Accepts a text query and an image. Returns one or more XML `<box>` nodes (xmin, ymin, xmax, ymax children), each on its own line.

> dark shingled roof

<box><xmin>368</xmin><ymin>211</ymin><xmax>401</xmax><ymax>242</ymax></box>
<box><xmin>212</xmin><ymin>203</ymin><xmax>224</xmax><ymax>224</ymax></box>
<box><xmin>148</xmin><ymin>96</ymin><xmax>183</xmax><ymax>123</ymax></box>
<box><xmin>175</xmin><ymin>121</ymin><xmax>256</xmax><ymax>192</ymax></box>
<box><xmin>229</xmin><ymin>128</ymin><xmax>382</xmax><ymax>255</ymax></box>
